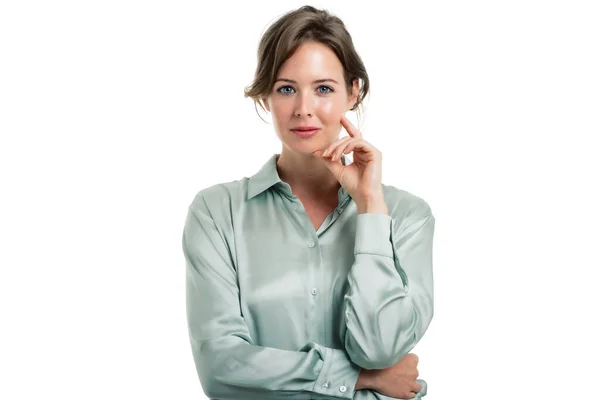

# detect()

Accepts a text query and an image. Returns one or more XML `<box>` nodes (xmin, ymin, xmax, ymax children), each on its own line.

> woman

<box><xmin>182</xmin><ymin>5</ymin><xmax>435</xmax><ymax>399</ymax></box>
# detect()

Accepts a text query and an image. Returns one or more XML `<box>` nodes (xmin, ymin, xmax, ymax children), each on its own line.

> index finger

<box><xmin>340</xmin><ymin>114</ymin><xmax>362</xmax><ymax>138</ymax></box>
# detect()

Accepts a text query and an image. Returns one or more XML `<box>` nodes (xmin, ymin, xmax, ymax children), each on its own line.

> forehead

<box><xmin>276</xmin><ymin>42</ymin><xmax>344</xmax><ymax>82</ymax></box>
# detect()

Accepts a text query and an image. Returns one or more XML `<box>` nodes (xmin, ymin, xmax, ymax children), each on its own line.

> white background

<box><xmin>1</xmin><ymin>0</ymin><xmax>598</xmax><ymax>399</ymax></box>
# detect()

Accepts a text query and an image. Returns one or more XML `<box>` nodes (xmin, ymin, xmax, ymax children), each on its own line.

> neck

<box><xmin>276</xmin><ymin>150</ymin><xmax>341</xmax><ymax>197</ymax></box>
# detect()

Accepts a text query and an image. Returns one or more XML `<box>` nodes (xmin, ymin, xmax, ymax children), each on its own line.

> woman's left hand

<box><xmin>312</xmin><ymin>115</ymin><xmax>387</xmax><ymax>213</ymax></box>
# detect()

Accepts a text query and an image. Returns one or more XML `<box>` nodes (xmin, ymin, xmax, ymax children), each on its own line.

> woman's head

<box><xmin>244</xmin><ymin>6</ymin><xmax>370</xmax><ymax>156</ymax></box>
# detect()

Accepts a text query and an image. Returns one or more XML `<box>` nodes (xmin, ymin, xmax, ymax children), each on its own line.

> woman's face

<box><xmin>263</xmin><ymin>41</ymin><xmax>358</xmax><ymax>155</ymax></box>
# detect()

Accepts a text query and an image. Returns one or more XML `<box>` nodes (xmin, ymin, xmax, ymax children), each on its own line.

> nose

<box><xmin>294</xmin><ymin>91</ymin><xmax>314</xmax><ymax>117</ymax></box>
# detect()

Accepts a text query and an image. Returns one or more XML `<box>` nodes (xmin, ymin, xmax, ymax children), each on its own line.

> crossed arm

<box><xmin>182</xmin><ymin>195</ymin><xmax>435</xmax><ymax>399</ymax></box>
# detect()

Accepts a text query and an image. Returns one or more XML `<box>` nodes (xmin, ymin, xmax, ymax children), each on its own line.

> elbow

<box><xmin>201</xmin><ymin>381</ymin><xmax>229</xmax><ymax>400</ymax></box>
<box><xmin>199</xmin><ymin>378</ymin><xmax>219</xmax><ymax>400</ymax></box>
<box><xmin>196</xmin><ymin>363</ymin><xmax>223</xmax><ymax>400</ymax></box>
<box><xmin>190</xmin><ymin>338</ymin><xmax>236</xmax><ymax>399</ymax></box>
<box><xmin>343</xmin><ymin>307</ymin><xmax>423</xmax><ymax>370</ymax></box>
<box><xmin>197</xmin><ymin>364</ymin><xmax>234</xmax><ymax>400</ymax></box>
<box><xmin>190</xmin><ymin>340</ymin><xmax>218</xmax><ymax>398</ymax></box>
<box><xmin>346</xmin><ymin>332</ymin><xmax>418</xmax><ymax>370</ymax></box>
<box><xmin>349</xmin><ymin>350</ymin><xmax>396</xmax><ymax>371</ymax></box>
<box><xmin>342</xmin><ymin>295</ymin><xmax>434</xmax><ymax>370</ymax></box>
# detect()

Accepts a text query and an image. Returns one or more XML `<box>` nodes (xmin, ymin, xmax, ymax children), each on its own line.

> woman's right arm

<box><xmin>182</xmin><ymin>196</ymin><xmax>361</xmax><ymax>400</ymax></box>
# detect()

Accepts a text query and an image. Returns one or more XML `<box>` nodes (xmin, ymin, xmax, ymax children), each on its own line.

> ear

<box><xmin>346</xmin><ymin>78</ymin><xmax>359</xmax><ymax>110</ymax></box>
<box><xmin>262</xmin><ymin>97</ymin><xmax>271</xmax><ymax>112</ymax></box>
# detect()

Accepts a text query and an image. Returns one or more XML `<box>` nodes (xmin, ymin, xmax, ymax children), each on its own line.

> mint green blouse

<box><xmin>182</xmin><ymin>153</ymin><xmax>435</xmax><ymax>399</ymax></box>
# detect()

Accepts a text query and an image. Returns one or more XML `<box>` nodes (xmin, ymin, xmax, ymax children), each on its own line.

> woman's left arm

<box><xmin>315</xmin><ymin>114</ymin><xmax>436</xmax><ymax>371</ymax></box>
<box><xmin>341</xmin><ymin>201</ymin><xmax>435</xmax><ymax>371</ymax></box>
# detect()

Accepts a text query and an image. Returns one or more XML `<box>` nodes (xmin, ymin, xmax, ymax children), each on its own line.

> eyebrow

<box><xmin>274</xmin><ymin>78</ymin><xmax>339</xmax><ymax>85</ymax></box>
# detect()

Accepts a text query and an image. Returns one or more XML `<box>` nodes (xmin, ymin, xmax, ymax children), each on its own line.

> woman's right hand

<box><xmin>358</xmin><ymin>353</ymin><xmax>422</xmax><ymax>399</ymax></box>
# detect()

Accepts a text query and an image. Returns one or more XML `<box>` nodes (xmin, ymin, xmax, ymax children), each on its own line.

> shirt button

<box><xmin>322</xmin><ymin>382</ymin><xmax>329</xmax><ymax>389</ymax></box>
<box><xmin>339</xmin><ymin>385</ymin><xmax>347</xmax><ymax>393</ymax></box>
<box><xmin>311</xmin><ymin>288</ymin><xmax>318</xmax><ymax>295</ymax></box>
<box><xmin>308</xmin><ymin>241</ymin><xmax>315</xmax><ymax>247</ymax></box>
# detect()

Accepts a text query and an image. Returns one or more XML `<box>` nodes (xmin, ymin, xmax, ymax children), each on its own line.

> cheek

<box><xmin>270</xmin><ymin>103</ymin><xmax>291</xmax><ymax>125</ymax></box>
<box><xmin>319</xmin><ymin>101</ymin><xmax>335</xmax><ymax>115</ymax></box>
<box><xmin>271</xmin><ymin>101</ymin><xmax>287</xmax><ymax>115</ymax></box>
<box><xmin>317</xmin><ymin>98</ymin><xmax>345</xmax><ymax>122</ymax></box>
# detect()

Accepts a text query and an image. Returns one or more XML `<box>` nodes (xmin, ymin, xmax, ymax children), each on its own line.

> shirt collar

<box><xmin>248</xmin><ymin>153</ymin><xmax>351</xmax><ymax>201</ymax></box>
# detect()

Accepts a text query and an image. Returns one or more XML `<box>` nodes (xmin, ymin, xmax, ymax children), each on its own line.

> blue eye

<box><xmin>276</xmin><ymin>85</ymin><xmax>334</xmax><ymax>95</ymax></box>
<box><xmin>278</xmin><ymin>86</ymin><xmax>294</xmax><ymax>95</ymax></box>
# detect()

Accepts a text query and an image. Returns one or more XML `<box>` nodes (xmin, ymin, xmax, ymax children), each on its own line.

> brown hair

<box><xmin>243</xmin><ymin>5</ymin><xmax>370</xmax><ymax>127</ymax></box>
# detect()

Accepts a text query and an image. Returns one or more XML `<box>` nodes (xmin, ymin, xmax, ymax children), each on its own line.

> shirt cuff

<box><xmin>354</xmin><ymin>213</ymin><xmax>394</xmax><ymax>258</ymax></box>
<box><xmin>312</xmin><ymin>346</ymin><xmax>361</xmax><ymax>399</ymax></box>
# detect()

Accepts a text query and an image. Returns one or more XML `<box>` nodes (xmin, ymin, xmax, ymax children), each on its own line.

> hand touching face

<box><xmin>312</xmin><ymin>114</ymin><xmax>385</xmax><ymax>211</ymax></box>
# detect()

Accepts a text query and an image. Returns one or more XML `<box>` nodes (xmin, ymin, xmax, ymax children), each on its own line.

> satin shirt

<box><xmin>182</xmin><ymin>153</ymin><xmax>435</xmax><ymax>399</ymax></box>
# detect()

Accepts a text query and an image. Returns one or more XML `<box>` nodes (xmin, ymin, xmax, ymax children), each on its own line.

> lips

<box><xmin>291</xmin><ymin>128</ymin><xmax>320</xmax><ymax>138</ymax></box>
<box><xmin>291</xmin><ymin>125</ymin><xmax>320</xmax><ymax>131</ymax></box>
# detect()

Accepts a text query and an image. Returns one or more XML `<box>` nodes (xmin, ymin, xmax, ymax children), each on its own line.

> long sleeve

<box><xmin>340</xmin><ymin>201</ymin><xmax>435</xmax><ymax>370</ymax></box>
<box><xmin>182</xmin><ymin>196</ymin><xmax>361</xmax><ymax>400</ymax></box>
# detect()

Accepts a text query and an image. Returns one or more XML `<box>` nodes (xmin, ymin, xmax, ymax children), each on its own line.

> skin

<box><xmin>262</xmin><ymin>40</ymin><xmax>421</xmax><ymax>397</ymax></box>
<box><xmin>262</xmin><ymin>40</ymin><xmax>359</xmax><ymax>200</ymax></box>
<box><xmin>356</xmin><ymin>354</ymin><xmax>422</xmax><ymax>398</ymax></box>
